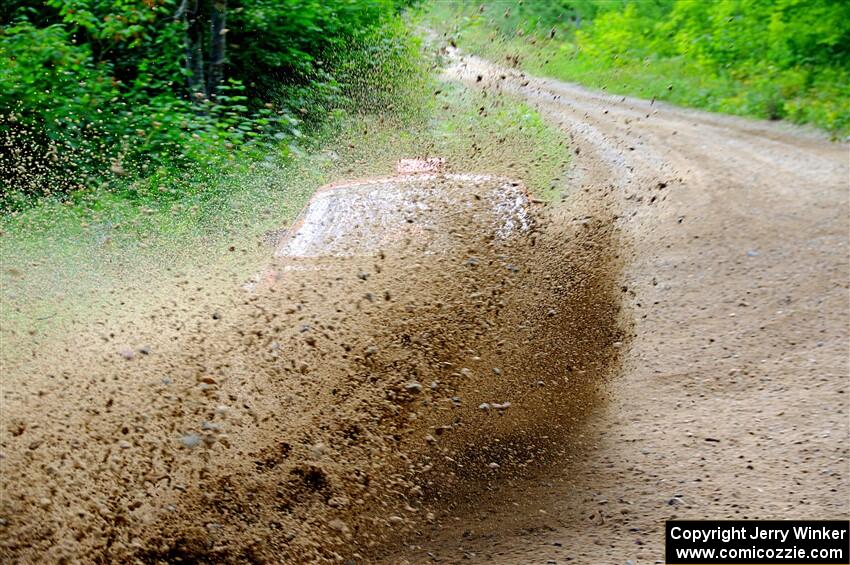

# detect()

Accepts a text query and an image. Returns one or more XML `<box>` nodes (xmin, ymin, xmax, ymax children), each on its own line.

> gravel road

<box><xmin>396</xmin><ymin>52</ymin><xmax>850</xmax><ymax>564</ymax></box>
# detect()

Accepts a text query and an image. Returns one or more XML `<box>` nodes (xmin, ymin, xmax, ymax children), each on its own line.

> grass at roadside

<box><xmin>0</xmin><ymin>76</ymin><xmax>569</xmax><ymax>359</ymax></box>
<box><xmin>425</xmin><ymin>2</ymin><xmax>850</xmax><ymax>138</ymax></box>
<box><xmin>332</xmin><ymin>81</ymin><xmax>568</xmax><ymax>199</ymax></box>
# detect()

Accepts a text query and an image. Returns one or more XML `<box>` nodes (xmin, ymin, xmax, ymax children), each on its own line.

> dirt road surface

<box><xmin>393</xmin><ymin>54</ymin><xmax>850</xmax><ymax>563</ymax></box>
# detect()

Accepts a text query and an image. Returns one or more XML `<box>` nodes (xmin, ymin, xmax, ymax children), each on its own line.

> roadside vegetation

<box><xmin>0</xmin><ymin>0</ymin><xmax>569</xmax><ymax>352</ymax></box>
<box><xmin>0</xmin><ymin>0</ymin><xmax>416</xmax><ymax>338</ymax></box>
<box><xmin>426</xmin><ymin>0</ymin><xmax>850</xmax><ymax>137</ymax></box>
<box><xmin>1</xmin><ymin>0</ymin><xmax>426</xmax><ymax>208</ymax></box>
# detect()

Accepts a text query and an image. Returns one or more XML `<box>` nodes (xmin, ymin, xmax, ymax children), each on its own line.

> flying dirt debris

<box><xmin>0</xmin><ymin>159</ymin><xmax>627</xmax><ymax>562</ymax></box>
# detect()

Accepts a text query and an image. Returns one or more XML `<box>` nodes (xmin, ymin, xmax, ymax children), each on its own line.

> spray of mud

<box><xmin>0</xmin><ymin>170</ymin><xmax>627</xmax><ymax>562</ymax></box>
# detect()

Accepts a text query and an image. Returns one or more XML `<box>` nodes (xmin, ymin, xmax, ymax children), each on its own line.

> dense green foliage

<box><xmin>431</xmin><ymin>0</ymin><xmax>850</xmax><ymax>136</ymax></box>
<box><xmin>0</xmin><ymin>0</ymin><xmax>420</xmax><ymax>207</ymax></box>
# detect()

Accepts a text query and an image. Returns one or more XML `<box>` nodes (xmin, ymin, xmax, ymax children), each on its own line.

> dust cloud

<box><xmin>0</xmin><ymin>171</ymin><xmax>628</xmax><ymax>562</ymax></box>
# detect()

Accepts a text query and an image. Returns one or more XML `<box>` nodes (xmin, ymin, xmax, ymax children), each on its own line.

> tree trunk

<box><xmin>176</xmin><ymin>0</ymin><xmax>206</xmax><ymax>103</ymax></box>
<box><xmin>206</xmin><ymin>0</ymin><xmax>227</xmax><ymax>99</ymax></box>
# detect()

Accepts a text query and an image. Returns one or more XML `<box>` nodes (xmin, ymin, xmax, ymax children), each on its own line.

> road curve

<box><xmin>401</xmin><ymin>53</ymin><xmax>850</xmax><ymax>563</ymax></box>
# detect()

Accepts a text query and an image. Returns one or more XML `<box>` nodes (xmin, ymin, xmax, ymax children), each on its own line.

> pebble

<box><xmin>404</xmin><ymin>382</ymin><xmax>423</xmax><ymax>393</ymax></box>
<box><xmin>311</xmin><ymin>443</ymin><xmax>327</xmax><ymax>458</ymax></box>
<box><xmin>328</xmin><ymin>519</ymin><xmax>350</xmax><ymax>534</ymax></box>
<box><xmin>180</xmin><ymin>434</ymin><xmax>202</xmax><ymax>448</ymax></box>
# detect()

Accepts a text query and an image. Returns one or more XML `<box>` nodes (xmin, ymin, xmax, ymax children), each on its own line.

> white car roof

<box><xmin>277</xmin><ymin>174</ymin><xmax>531</xmax><ymax>258</ymax></box>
